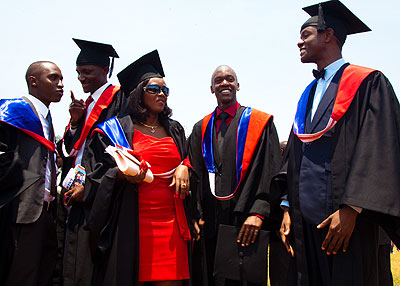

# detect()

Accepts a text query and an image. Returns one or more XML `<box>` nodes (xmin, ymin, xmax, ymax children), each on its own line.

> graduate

<box><xmin>279</xmin><ymin>1</ymin><xmax>400</xmax><ymax>285</ymax></box>
<box><xmin>0</xmin><ymin>61</ymin><xmax>63</xmax><ymax>285</ymax></box>
<box><xmin>85</xmin><ymin>50</ymin><xmax>193</xmax><ymax>286</ymax></box>
<box><xmin>188</xmin><ymin>65</ymin><xmax>282</xmax><ymax>286</ymax></box>
<box><xmin>58</xmin><ymin>39</ymin><xmax>126</xmax><ymax>286</ymax></box>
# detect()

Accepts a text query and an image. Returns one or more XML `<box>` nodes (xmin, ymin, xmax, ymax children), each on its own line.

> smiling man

<box><xmin>58</xmin><ymin>39</ymin><xmax>127</xmax><ymax>286</ymax></box>
<box><xmin>188</xmin><ymin>65</ymin><xmax>281</xmax><ymax>286</ymax></box>
<box><xmin>279</xmin><ymin>1</ymin><xmax>400</xmax><ymax>285</ymax></box>
<box><xmin>0</xmin><ymin>61</ymin><xmax>63</xmax><ymax>285</ymax></box>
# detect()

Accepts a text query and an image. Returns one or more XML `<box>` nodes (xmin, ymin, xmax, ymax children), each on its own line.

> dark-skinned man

<box><xmin>279</xmin><ymin>1</ymin><xmax>400</xmax><ymax>285</ymax></box>
<box><xmin>0</xmin><ymin>61</ymin><xmax>64</xmax><ymax>285</ymax></box>
<box><xmin>58</xmin><ymin>39</ymin><xmax>126</xmax><ymax>286</ymax></box>
<box><xmin>188</xmin><ymin>65</ymin><xmax>281</xmax><ymax>286</ymax></box>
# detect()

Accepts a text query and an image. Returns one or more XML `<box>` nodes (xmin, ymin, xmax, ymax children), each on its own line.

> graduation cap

<box><xmin>73</xmin><ymin>38</ymin><xmax>119</xmax><ymax>77</ymax></box>
<box><xmin>301</xmin><ymin>0</ymin><xmax>371</xmax><ymax>45</ymax></box>
<box><xmin>117</xmin><ymin>50</ymin><xmax>165</xmax><ymax>96</ymax></box>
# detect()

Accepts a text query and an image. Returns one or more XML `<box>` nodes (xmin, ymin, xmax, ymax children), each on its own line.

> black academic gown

<box><xmin>283</xmin><ymin>69</ymin><xmax>400</xmax><ymax>286</ymax></box>
<box><xmin>0</xmin><ymin>98</ymin><xmax>57</xmax><ymax>286</ymax></box>
<box><xmin>57</xmin><ymin>87</ymin><xmax>127</xmax><ymax>286</ymax></box>
<box><xmin>188</xmin><ymin>105</ymin><xmax>282</xmax><ymax>286</ymax></box>
<box><xmin>85</xmin><ymin>115</ymin><xmax>193</xmax><ymax>286</ymax></box>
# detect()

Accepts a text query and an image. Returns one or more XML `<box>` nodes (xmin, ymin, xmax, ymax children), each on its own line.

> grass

<box><xmin>392</xmin><ymin>247</ymin><xmax>400</xmax><ymax>285</ymax></box>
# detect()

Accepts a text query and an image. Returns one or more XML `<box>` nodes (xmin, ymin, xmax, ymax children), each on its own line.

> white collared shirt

<box><xmin>311</xmin><ymin>58</ymin><xmax>346</xmax><ymax>120</ymax></box>
<box><xmin>74</xmin><ymin>82</ymin><xmax>111</xmax><ymax>166</ymax></box>
<box><xmin>25</xmin><ymin>94</ymin><xmax>55</xmax><ymax>199</ymax></box>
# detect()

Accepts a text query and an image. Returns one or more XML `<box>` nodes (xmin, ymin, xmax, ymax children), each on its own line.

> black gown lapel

<box><xmin>215</xmin><ymin>106</ymin><xmax>245</xmax><ymax>198</ymax></box>
<box><xmin>310</xmin><ymin>64</ymin><xmax>349</xmax><ymax>132</ymax></box>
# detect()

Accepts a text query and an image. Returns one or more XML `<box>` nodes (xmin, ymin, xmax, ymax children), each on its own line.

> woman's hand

<box><xmin>170</xmin><ymin>165</ymin><xmax>189</xmax><ymax>198</ymax></box>
<box><xmin>118</xmin><ymin>169</ymin><xmax>146</xmax><ymax>184</ymax></box>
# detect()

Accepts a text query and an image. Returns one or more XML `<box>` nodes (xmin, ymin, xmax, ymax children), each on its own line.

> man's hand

<box><xmin>317</xmin><ymin>205</ymin><xmax>358</xmax><ymax>255</ymax></box>
<box><xmin>237</xmin><ymin>215</ymin><xmax>263</xmax><ymax>247</ymax></box>
<box><xmin>192</xmin><ymin>218</ymin><xmax>205</xmax><ymax>241</ymax></box>
<box><xmin>170</xmin><ymin>165</ymin><xmax>190</xmax><ymax>199</ymax></box>
<box><xmin>65</xmin><ymin>184</ymin><xmax>84</xmax><ymax>206</ymax></box>
<box><xmin>280</xmin><ymin>207</ymin><xmax>294</xmax><ymax>257</ymax></box>
<box><xmin>69</xmin><ymin>91</ymin><xmax>85</xmax><ymax>125</ymax></box>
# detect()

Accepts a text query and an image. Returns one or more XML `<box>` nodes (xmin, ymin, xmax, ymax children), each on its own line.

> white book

<box><xmin>105</xmin><ymin>146</ymin><xmax>153</xmax><ymax>183</ymax></box>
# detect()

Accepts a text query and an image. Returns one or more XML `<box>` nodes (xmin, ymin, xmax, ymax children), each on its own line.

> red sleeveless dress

<box><xmin>132</xmin><ymin>130</ymin><xmax>190</xmax><ymax>281</ymax></box>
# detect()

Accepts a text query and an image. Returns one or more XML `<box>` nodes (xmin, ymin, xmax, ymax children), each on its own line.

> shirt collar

<box><xmin>91</xmin><ymin>82</ymin><xmax>110</xmax><ymax>102</ymax></box>
<box><xmin>25</xmin><ymin>93</ymin><xmax>49</xmax><ymax>118</ymax></box>
<box><xmin>216</xmin><ymin>101</ymin><xmax>240</xmax><ymax>118</ymax></box>
<box><xmin>323</xmin><ymin>58</ymin><xmax>346</xmax><ymax>82</ymax></box>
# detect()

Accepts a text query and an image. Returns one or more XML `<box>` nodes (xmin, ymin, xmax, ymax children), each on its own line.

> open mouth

<box><xmin>220</xmin><ymin>88</ymin><xmax>231</xmax><ymax>94</ymax></box>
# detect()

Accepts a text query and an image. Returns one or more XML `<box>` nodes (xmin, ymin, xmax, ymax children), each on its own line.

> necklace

<box><xmin>141</xmin><ymin>122</ymin><xmax>159</xmax><ymax>133</ymax></box>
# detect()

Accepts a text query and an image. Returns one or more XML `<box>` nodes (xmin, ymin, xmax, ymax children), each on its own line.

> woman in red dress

<box><xmin>86</xmin><ymin>50</ymin><xmax>192</xmax><ymax>286</ymax></box>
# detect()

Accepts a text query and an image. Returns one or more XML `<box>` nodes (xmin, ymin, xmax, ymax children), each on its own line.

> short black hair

<box><xmin>25</xmin><ymin>61</ymin><xmax>55</xmax><ymax>87</ymax></box>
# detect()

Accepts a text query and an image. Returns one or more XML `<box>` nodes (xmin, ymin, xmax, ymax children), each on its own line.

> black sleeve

<box><xmin>188</xmin><ymin>121</ymin><xmax>205</xmax><ymax>220</ymax></box>
<box><xmin>341</xmin><ymin>72</ymin><xmax>400</xmax><ymax>216</ymax></box>
<box><xmin>235</xmin><ymin>118</ymin><xmax>282</xmax><ymax>219</ymax></box>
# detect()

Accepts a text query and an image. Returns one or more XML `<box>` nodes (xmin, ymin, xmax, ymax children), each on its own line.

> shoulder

<box><xmin>344</xmin><ymin>64</ymin><xmax>385</xmax><ymax>82</ymax></box>
<box><xmin>168</xmin><ymin>118</ymin><xmax>185</xmax><ymax>132</ymax></box>
<box><xmin>245</xmin><ymin>107</ymin><xmax>275</xmax><ymax>128</ymax></box>
<box><xmin>249</xmin><ymin>107</ymin><xmax>273</xmax><ymax>119</ymax></box>
<box><xmin>191</xmin><ymin>115</ymin><xmax>210</xmax><ymax>135</ymax></box>
<box><xmin>193</xmin><ymin>118</ymin><xmax>203</xmax><ymax>129</ymax></box>
<box><xmin>0</xmin><ymin>98</ymin><xmax>27</xmax><ymax>111</ymax></box>
<box><xmin>345</xmin><ymin>65</ymin><xmax>393</xmax><ymax>91</ymax></box>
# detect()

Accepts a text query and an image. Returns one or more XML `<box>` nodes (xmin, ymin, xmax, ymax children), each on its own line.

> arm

<box><xmin>237</xmin><ymin>120</ymin><xmax>282</xmax><ymax>246</ymax></box>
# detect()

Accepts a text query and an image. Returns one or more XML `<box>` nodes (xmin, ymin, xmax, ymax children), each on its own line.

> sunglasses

<box><xmin>143</xmin><ymin>84</ymin><xmax>170</xmax><ymax>96</ymax></box>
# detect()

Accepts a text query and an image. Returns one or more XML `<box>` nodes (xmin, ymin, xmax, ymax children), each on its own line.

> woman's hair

<box><xmin>128</xmin><ymin>78</ymin><xmax>172</xmax><ymax>126</ymax></box>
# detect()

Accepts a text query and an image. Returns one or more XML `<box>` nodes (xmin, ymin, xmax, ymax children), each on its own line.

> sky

<box><xmin>1</xmin><ymin>0</ymin><xmax>399</xmax><ymax>141</ymax></box>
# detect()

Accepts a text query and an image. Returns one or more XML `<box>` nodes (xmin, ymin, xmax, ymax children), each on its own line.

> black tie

<box><xmin>312</xmin><ymin>69</ymin><xmax>326</xmax><ymax>80</ymax></box>
<box><xmin>46</xmin><ymin>112</ymin><xmax>57</xmax><ymax>196</ymax></box>
<box><xmin>218</xmin><ymin>113</ymin><xmax>229</xmax><ymax>138</ymax></box>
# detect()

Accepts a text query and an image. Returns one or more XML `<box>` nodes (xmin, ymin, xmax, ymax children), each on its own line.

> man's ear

<box><xmin>237</xmin><ymin>82</ymin><xmax>240</xmax><ymax>91</ymax></box>
<box><xmin>210</xmin><ymin>85</ymin><xmax>215</xmax><ymax>94</ymax></box>
<box><xmin>325</xmin><ymin>28</ymin><xmax>335</xmax><ymax>43</ymax></box>
<box><xmin>29</xmin><ymin>75</ymin><xmax>38</xmax><ymax>87</ymax></box>
<box><xmin>103</xmin><ymin>66</ymin><xmax>109</xmax><ymax>75</ymax></box>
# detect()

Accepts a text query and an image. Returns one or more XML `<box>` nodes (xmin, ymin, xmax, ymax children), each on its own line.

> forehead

<box><xmin>300</xmin><ymin>25</ymin><xmax>318</xmax><ymax>35</ymax></box>
<box><xmin>147</xmin><ymin>77</ymin><xmax>166</xmax><ymax>86</ymax></box>
<box><xmin>212</xmin><ymin>67</ymin><xmax>236</xmax><ymax>80</ymax></box>
<box><xmin>76</xmin><ymin>65</ymin><xmax>104</xmax><ymax>72</ymax></box>
<box><xmin>41</xmin><ymin>63</ymin><xmax>61</xmax><ymax>76</ymax></box>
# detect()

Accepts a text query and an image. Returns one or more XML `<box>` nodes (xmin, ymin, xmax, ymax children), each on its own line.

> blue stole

<box><xmin>0</xmin><ymin>98</ymin><xmax>55</xmax><ymax>151</ymax></box>
<box><xmin>94</xmin><ymin>116</ymin><xmax>131</xmax><ymax>150</ymax></box>
<box><xmin>202</xmin><ymin>107</ymin><xmax>252</xmax><ymax>191</ymax></box>
<box><xmin>293</xmin><ymin>79</ymin><xmax>317</xmax><ymax>135</ymax></box>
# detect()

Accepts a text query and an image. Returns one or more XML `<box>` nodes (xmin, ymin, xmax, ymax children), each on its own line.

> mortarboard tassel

<box><xmin>109</xmin><ymin>57</ymin><xmax>115</xmax><ymax>78</ymax></box>
<box><xmin>317</xmin><ymin>3</ymin><xmax>327</xmax><ymax>31</ymax></box>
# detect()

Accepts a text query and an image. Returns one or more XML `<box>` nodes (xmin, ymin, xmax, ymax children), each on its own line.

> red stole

<box><xmin>64</xmin><ymin>85</ymin><xmax>120</xmax><ymax>156</ymax></box>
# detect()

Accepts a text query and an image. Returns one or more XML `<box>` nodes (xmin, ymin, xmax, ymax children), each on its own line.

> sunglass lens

<box><xmin>146</xmin><ymin>85</ymin><xmax>161</xmax><ymax>94</ymax></box>
<box><xmin>161</xmin><ymin>87</ymin><xmax>169</xmax><ymax>96</ymax></box>
<box><xmin>146</xmin><ymin>84</ymin><xmax>169</xmax><ymax>96</ymax></box>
